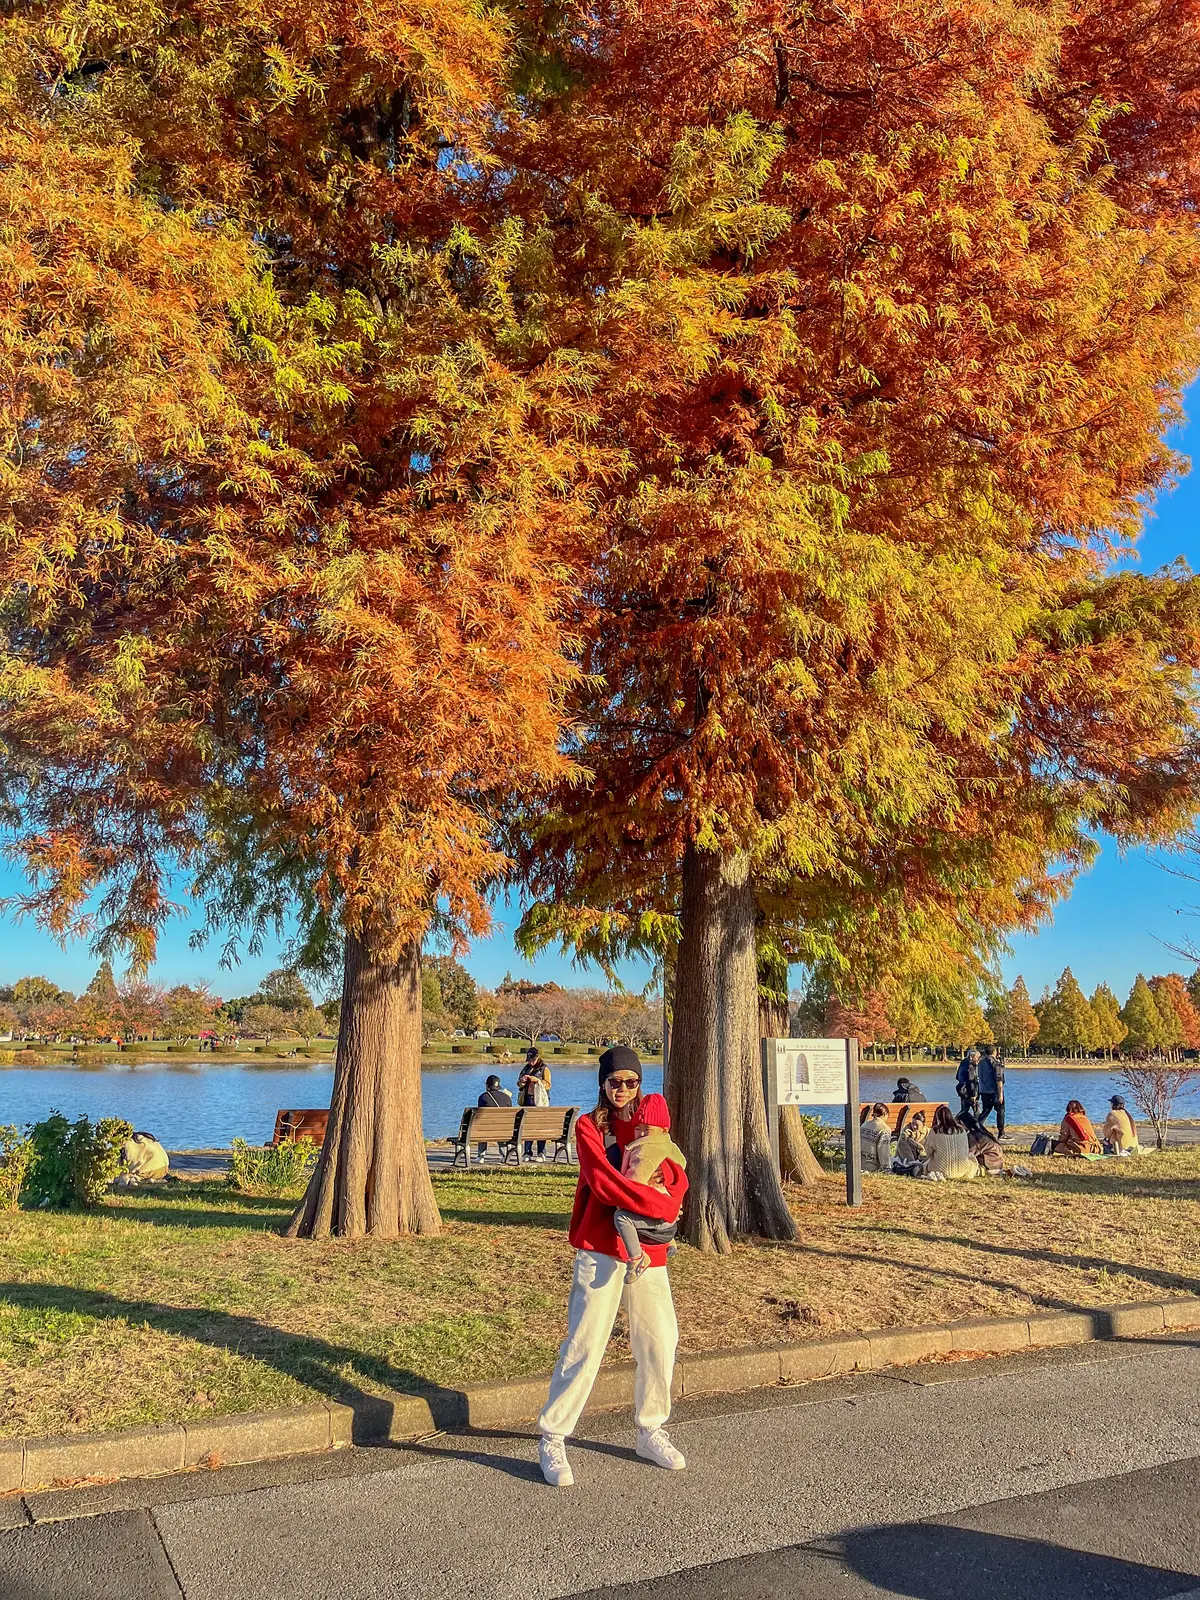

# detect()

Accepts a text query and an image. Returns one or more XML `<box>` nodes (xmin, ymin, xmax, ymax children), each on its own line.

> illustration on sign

<box><xmin>764</xmin><ymin>1038</ymin><xmax>848</xmax><ymax>1106</ymax></box>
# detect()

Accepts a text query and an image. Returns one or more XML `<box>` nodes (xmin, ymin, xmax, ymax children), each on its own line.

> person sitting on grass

<box><xmin>962</xmin><ymin>1111</ymin><xmax>1005</xmax><ymax>1176</ymax></box>
<box><xmin>1103</xmin><ymin>1096</ymin><xmax>1139</xmax><ymax>1156</ymax></box>
<box><xmin>860</xmin><ymin>1103</ymin><xmax>893</xmax><ymax>1173</ymax></box>
<box><xmin>893</xmin><ymin>1109</ymin><xmax>928</xmax><ymax>1172</ymax></box>
<box><xmin>1053</xmin><ymin>1099</ymin><xmax>1104</xmax><ymax>1158</ymax></box>
<box><xmin>611</xmin><ymin>1094</ymin><xmax>687</xmax><ymax>1282</ymax></box>
<box><xmin>920</xmin><ymin>1105</ymin><xmax>979</xmax><ymax>1181</ymax></box>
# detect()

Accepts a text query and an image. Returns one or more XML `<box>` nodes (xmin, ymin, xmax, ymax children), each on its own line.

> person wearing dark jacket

<box><xmin>955</xmin><ymin>1048</ymin><xmax>981</xmax><ymax>1118</ymax></box>
<box><xmin>476</xmin><ymin>1074</ymin><xmax>512</xmax><ymax>1160</ymax></box>
<box><xmin>977</xmin><ymin>1044</ymin><xmax>1005</xmax><ymax>1136</ymax></box>
<box><xmin>893</xmin><ymin>1077</ymin><xmax>924</xmax><ymax>1103</ymax></box>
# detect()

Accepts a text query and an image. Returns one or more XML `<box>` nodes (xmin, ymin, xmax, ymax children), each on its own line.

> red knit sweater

<box><xmin>568</xmin><ymin>1111</ymin><xmax>687</xmax><ymax>1266</ymax></box>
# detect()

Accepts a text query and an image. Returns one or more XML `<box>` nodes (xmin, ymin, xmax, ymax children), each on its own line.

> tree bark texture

<box><xmin>288</xmin><ymin>930</ymin><xmax>441</xmax><ymax>1240</ymax></box>
<box><xmin>666</xmin><ymin>843</ymin><xmax>797</xmax><ymax>1252</ymax></box>
<box><xmin>758</xmin><ymin>979</ymin><xmax>822</xmax><ymax>1185</ymax></box>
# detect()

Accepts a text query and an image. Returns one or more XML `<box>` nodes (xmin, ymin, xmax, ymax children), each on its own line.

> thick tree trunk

<box><xmin>288</xmin><ymin>930</ymin><xmax>440</xmax><ymax>1240</ymax></box>
<box><xmin>667</xmin><ymin>843</ymin><xmax>796</xmax><ymax>1253</ymax></box>
<box><xmin>756</xmin><ymin>986</ymin><xmax>822</xmax><ymax>1186</ymax></box>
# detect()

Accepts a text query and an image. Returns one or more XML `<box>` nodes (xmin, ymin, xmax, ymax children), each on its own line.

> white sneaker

<box><xmin>636</xmin><ymin>1426</ymin><xmax>686</xmax><ymax>1470</ymax></box>
<box><xmin>539</xmin><ymin>1433</ymin><xmax>574</xmax><ymax>1487</ymax></box>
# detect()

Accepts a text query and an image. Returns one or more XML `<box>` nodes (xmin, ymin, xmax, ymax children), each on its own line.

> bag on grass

<box><xmin>1029</xmin><ymin>1134</ymin><xmax>1054</xmax><ymax>1156</ymax></box>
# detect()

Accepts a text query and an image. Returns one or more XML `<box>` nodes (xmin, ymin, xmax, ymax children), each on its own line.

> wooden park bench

<box><xmin>449</xmin><ymin>1106</ymin><xmax>578</xmax><ymax>1170</ymax></box>
<box><xmin>859</xmin><ymin>1101</ymin><xmax>947</xmax><ymax>1137</ymax></box>
<box><xmin>514</xmin><ymin>1107</ymin><xmax>579</xmax><ymax>1166</ymax></box>
<box><xmin>272</xmin><ymin>1108</ymin><xmax>329</xmax><ymax>1147</ymax></box>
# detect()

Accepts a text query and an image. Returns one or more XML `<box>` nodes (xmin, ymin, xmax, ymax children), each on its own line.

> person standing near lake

<box><xmin>955</xmin><ymin>1047</ymin><xmax>981</xmax><ymax>1120</ymax></box>
<box><xmin>977</xmin><ymin>1043</ymin><xmax>1005</xmax><ymax>1137</ymax></box>
<box><xmin>537</xmin><ymin>1046</ymin><xmax>688</xmax><ymax>1488</ymax></box>
<box><xmin>518</xmin><ymin>1047</ymin><xmax>552</xmax><ymax>1161</ymax></box>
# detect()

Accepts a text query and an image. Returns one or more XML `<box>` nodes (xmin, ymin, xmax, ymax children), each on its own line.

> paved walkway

<box><xmin>2</xmin><ymin>1332</ymin><xmax>1197</xmax><ymax>1598</ymax></box>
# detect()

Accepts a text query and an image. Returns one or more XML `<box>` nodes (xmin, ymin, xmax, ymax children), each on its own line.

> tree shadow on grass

<box><xmin>864</xmin><ymin>1223</ymin><xmax>1200</xmax><ymax>1299</ymax></box>
<box><xmin>1020</xmin><ymin>1167</ymin><xmax>1200</xmax><ymax>1202</ymax></box>
<box><xmin>773</xmin><ymin>1231</ymin><xmax>1200</xmax><ymax>1316</ymax></box>
<box><xmin>0</xmin><ymin>1280</ymin><xmax>469</xmax><ymax>1440</ymax></box>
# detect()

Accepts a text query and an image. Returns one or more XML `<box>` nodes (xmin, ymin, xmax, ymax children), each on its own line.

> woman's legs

<box><xmin>538</xmin><ymin>1251</ymin><xmax>626</xmax><ymax>1439</ymax></box>
<box><xmin>625</xmin><ymin>1264</ymin><xmax>678</xmax><ymax>1432</ymax></box>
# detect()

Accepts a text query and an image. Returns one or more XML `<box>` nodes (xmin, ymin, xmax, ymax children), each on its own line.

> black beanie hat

<box><xmin>598</xmin><ymin>1044</ymin><xmax>642</xmax><ymax>1088</ymax></box>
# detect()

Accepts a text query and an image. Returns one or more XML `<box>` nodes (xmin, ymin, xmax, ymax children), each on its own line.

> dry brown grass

<box><xmin>1</xmin><ymin>1150</ymin><xmax>1196</xmax><ymax>1440</ymax></box>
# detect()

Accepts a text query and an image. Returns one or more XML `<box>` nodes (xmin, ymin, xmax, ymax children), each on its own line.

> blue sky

<box><xmin>3</xmin><ymin>401</ymin><xmax>1199</xmax><ymax>1005</ymax></box>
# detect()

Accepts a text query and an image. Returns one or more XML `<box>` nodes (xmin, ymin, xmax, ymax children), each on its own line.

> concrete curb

<box><xmin>3</xmin><ymin>1295</ymin><xmax>1197</xmax><ymax>1494</ymax></box>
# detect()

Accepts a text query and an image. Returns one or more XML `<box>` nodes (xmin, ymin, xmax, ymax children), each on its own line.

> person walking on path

<box><xmin>977</xmin><ymin>1043</ymin><xmax>1005</xmax><ymax>1136</ymax></box>
<box><xmin>955</xmin><ymin>1047</ymin><xmax>981</xmax><ymax>1120</ymax></box>
<box><xmin>518</xmin><ymin>1047</ymin><xmax>552</xmax><ymax>1161</ymax></box>
<box><xmin>537</xmin><ymin>1045</ymin><xmax>688</xmax><ymax>1488</ymax></box>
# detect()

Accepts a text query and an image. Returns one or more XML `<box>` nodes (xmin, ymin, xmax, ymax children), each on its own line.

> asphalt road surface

<box><xmin>1</xmin><ymin>1333</ymin><xmax>1198</xmax><ymax>1600</ymax></box>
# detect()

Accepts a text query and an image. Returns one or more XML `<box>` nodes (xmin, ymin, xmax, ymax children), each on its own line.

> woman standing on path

<box><xmin>537</xmin><ymin>1045</ymin><xmax>688</xmax><ymax>1488</ymax></box>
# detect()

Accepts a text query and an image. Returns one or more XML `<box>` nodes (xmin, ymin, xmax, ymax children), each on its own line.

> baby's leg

<box><xmin>613</xmin><ymin>1210</ymin><xmax>650</xmax><ymax>1282</ymax></box>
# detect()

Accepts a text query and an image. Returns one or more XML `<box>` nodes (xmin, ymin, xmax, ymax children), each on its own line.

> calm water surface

<box><xmin>1</xmin><ymin>1060</ymin><xmax>1190</xmax><ymax>1149</ymax></box>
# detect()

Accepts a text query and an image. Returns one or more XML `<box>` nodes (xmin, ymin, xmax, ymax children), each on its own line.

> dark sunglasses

<box><xmin>606</xmin><ymin>1075</ymin><xmax>640</xmax><ymax>1089</ymax></box>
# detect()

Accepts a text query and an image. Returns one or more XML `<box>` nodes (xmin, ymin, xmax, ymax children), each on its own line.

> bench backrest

<box><xmin>273</xmin><ymin>1108</ymin><xmax>329</xmax><ymax>1146</ymax></box>
<box><xmin>467</xmin><ymin>1107</ymin><xmax>522</xmax><ymax>1139</ymax></box>
<box><xmin>859</xmin><ymin>1101</ymin><xmax>946</xmax><ymax>1136</ymax></box>
<box><xmin>515</xmin><ymin>1107</ymin><xmax>577</xmax><ymax>1140</ymax></box>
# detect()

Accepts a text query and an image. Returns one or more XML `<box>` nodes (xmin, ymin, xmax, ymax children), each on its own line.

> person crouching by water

<box><xmin>1054</xmin><ymin>1099</ymin><xmax>1103</xmax><ymax>1157</ymax></box>
<box><xmin>537</xmin><ymin>1047</ymin><xmax>687</xmax><ymax>1488</ymax></box>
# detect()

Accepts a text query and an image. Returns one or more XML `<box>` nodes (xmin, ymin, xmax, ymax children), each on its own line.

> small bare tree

<box><xmin>1117</xmin><ymin>1056</ymin><xmax>1200</xmax><ymax>1149</ymax></box>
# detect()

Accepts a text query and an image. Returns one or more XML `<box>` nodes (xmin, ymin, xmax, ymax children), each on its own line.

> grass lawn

<box><xmin>1</xmin><ymin>1151</ymin><xmax>1198</xmax><ymax>1441</ymax></box>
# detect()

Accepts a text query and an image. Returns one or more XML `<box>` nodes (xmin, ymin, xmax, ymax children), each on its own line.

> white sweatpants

<box><xmin>538</xmin><ymin>1249</ymin><xmax>678</xmax><ymax>1439</ymax></box>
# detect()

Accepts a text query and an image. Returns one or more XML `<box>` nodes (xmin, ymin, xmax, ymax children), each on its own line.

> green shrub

<box><xmin>227</xmin><ymin>1136</ymin><xmax>318</xmax><ymax>1197</ymax></box>
<box><xmin>800</xmin><ymin>1114</ymin><xmax>840</xmax><ymax>1169</ymax></box>
<box><xmin>451</xmin><ymin>1043</ymin><xmax>472</xmax><ymax>1054</ymax></box>
<box><xmin>24</xmin><ymin>1112</ymin><xmax>134</xmax><ymax>1208</ymax></box>
<box><xmin>0</xmin><ymin>1125</ymin><xmax>33</xmax><ymax>1210</ymax></box>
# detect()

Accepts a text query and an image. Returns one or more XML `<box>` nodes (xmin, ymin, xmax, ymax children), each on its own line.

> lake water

<box><xmin>1</xmin><ymin>1060</ymin><xmax>1190</xmax><ymax>1149</ymax></box>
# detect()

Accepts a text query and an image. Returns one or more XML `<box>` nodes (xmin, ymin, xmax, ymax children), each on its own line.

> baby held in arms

<box><xmin>612</xmin><ymin>1093</ymin><xmax>687</xmax><ymax>1282</ymax></box>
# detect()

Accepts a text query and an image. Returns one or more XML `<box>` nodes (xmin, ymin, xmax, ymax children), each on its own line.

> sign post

<box><xmin>761</xmin><ymin>1036</ymin><xmax>862</xmax><ymax>1208</ymax></box>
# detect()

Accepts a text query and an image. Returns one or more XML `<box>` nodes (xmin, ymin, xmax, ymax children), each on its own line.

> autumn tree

<box><xmin>1037</xmin><ymin>970</ymin><xmax>1099</xmax><ymax>1059</ymax></box>
<box><xmin>1007</xmin><ymin>980</ymin><xmax>1041</xmax><ymax>1060</ymax></box>
<box><xmin>1089</xmin><ymin>984</ymin><xmax>1128</xmax><ymax>1060</ymax></box>
<box><xmin>514</xmin><ymin>0</ymin><xmax>1200</xmax><ymax>1249</ymax></box>
<box><xmin>1149</xmin><ymin>974</ymin><xmax>1200</xmax><ymax>1060</ymax></box>
<box><xmin>1</xmin><ymin>3</ymin><xmax>599</xmax><ymax>1236</ymax></box>
<box><xmin>163</xmin><ymin>985</ymin><xmax>220</xmax><ymax>1043</ymax></box>
<box><xmin>1121</xmin><ymin>976</ymin><xmax>1169</xmax><ymax>1055</ymax></box>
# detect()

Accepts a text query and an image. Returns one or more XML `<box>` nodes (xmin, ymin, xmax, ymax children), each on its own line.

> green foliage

<box><xmin>24</xmin><ymin>1112</ymin><xmax>134</xmax><ymax>1208</ymax></box>
<box><xmin>227</xmin><ymin>1136</ymin><xmax>318</xmax><ymax>1197</ymax></box>
<box><xmin>799</xmin><ymin>1115</ymin><xmax>839</xmax><ymax>1169</ymax></box>
<box><xmin>1035</xmin><ymin>968</ymin><xmax>1098</xmax><ymax>1055</ymax></box>
<box><xmin>0</xmin><ymin>1124</ymin><xmax>33</xmax><ymax>1210</ymax></box>
<box><xmin>1121</xmin><ymin>974</ymin><xmax>1168</xmax><ymax>1052</ymax></box>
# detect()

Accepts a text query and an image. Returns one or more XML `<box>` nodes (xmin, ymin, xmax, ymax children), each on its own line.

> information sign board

<box><xmin>763</xmin><ymin>1037</ymin><xmax>849</xmax><ymax>1106</ymax></box>
<box><xmin>760</xmin><ymin>1036</ymin><xmax>861</xmax><ymax>1207</ymax></box>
